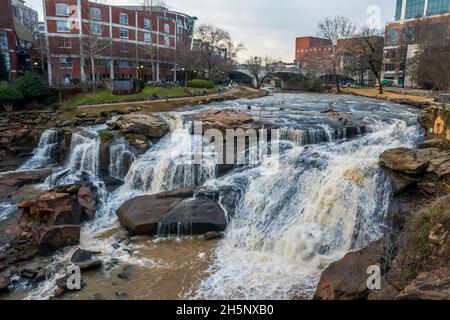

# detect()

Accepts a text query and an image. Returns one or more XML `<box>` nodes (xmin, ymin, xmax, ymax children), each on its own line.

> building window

<box><xmin>59</xmin><ymin>57</ymin><xmax>72</xmax><ymax>68</ymax></box>
<box><xmin>395</xmin><ymin>0</ymin><xmax>403</xmax><ymax>20</ymax></box>
<box><xmin>119</xmin><ymin>28</ymin><xmax>129</xmax><ymax>39</ymax></box>
<box><xmin>90</xmin><ymin>7</ymin><xmax>101</xmax><ymax>20</ymax></box>
<box><xmin>57</xmin><ymin>20</ymin><xmax>71</xmax><ymax>32</ymax></box>
<box><xmin>58</xmin><ymin>38</ymin><xmax>71</xmax><ymax>48</ymax></box>
<box><xmin>120</xmin><ymin>43</ymin><xmax>128</xmax><ymax>52</ymax></box>
<box><xmin>164</xmin><ymin>23</ymin><xmax>170</xmax><ymax>34</ymax></box>
<box><xmin>1</xmin><ymin>52</ymin><xmax>10</xmax><ymax>71</ymax></box>
<box><xmin>120</xmin><ymin>13</ymin><xmax>128</xmax><ymax>25</ymax></box>
<box><xmin>404</xmin><ymin>0</ymin><xmax>426</xmax><ymax>19</ymax></box>
<box><xmin>55</xmin><ymin>3</ymin><xmax>70</xmax><ymax>17</ymax></box>
<box><xmin>426</xmin><ymin>0</ymin><xmax>450</xmax><ymax>16</ymax></box>
<box><xmin>116</xmin><ymin>60</ymin><xmax>132</xmax><ymax>68</ymax></box>
<box><xmin>164</xmin><ymin>35</ymin><xmax>170</xmax><ymax>46</ymax></box>
<box><xmin>387</xmin><ymin>28</ymin><xmax>398</xmax><ymax>46</ymax></box>
<box><xmin>144</xmin><ymin>32</ymin><xmax>151</xmax><ymax>42</ymax></box>
<box><xmin>0</xmin><ymin>31</ymin><xmax>8</xmax><ymax>50</ymax></box>
<box><xmin>91</xmin><ymin>23</ymin><xmax>102</xmax><ymax>35</ymax></box>
<box><xmin>144</xmin><ymin>18</ymin><xmax>151</xmax><ymax>29</ymax></box>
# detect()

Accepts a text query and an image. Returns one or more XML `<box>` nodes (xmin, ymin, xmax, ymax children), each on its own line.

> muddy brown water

<box><xmin>2</xmin><ymin>235</ymin><xmax>217</xmax><ymax>300</ymax></box>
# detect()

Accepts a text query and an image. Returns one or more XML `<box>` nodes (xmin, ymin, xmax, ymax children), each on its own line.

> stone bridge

<box><xmin>230</xmin><ymin>65</ymin><xmax>354</xmax><ymax>89</ymax></box>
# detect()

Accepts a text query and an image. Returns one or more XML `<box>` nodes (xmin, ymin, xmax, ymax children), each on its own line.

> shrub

<box><xmin>14</xmin><ymin>74</ymin><xmax>49</xmax><ymax>100</ymax></box>
<box><xmin>0</xmin><ymin>83</ymin><xmax>23</xmax><ymax>111</ymax></box>
<box><xmin>100</xmin><ymin>130</ymin><xmax>114</xmax><ymax>142</ymax></box>
<box><xmin>187</xmin><ymin>79</ymin><xmax>215</xmax><ymax>89</ymax></box>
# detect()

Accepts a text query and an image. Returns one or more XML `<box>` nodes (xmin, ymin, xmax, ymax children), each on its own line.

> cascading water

<box><xmin>192</xmin><ymin>119</ymin><xmax>422</xmax><ymax>300</ymax></box>
<box><xmin>46</xmin><ymin>126</ymin><xmax>104</xmax><ymax>187</ymax></box>
<box><xmin>108</xmin><ymin>138</ymin><xmax>135</xmax><ymax>180</ymax></box>
<box><xmin>19</xmin><ymin>129</ymin><xmax>60</xmax><ymax>170</ymax></box>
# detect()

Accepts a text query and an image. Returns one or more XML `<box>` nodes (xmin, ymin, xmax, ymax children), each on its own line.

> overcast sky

<box><xmin>26</xmin><ymin>0</ymin><xmax>395</xmax><ymax>61</ymax></box>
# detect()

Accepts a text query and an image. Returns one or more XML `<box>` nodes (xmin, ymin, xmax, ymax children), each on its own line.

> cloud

<box><xmin>27</xmin><ymin>0</ymin><xmax>394</xmax><ymax>61</ymax></box>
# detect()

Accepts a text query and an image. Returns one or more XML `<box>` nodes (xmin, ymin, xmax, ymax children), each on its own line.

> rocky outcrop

<box><xmin>0</xmin><ymin>111</ymin><xmax>59</xmax><ymax>171</ymax></box>
<box><xmin>313</xmin><ymin>240</ymin><xmax>385</xmax><ymax>300</ymax></box>
<box><xmin>421</xmin><ymin>107</ymin><xmax>450</xmax><ymax>141</ymax></box>
<box><xmin>397</xmin><ymin>268</ymin><xmax>450</xmax><ymax>300</ymax></box>
<box><xmin>36</xmin><ymin>225</ymin><xmax>80</xmax><ymax>255</ymax></box>
<box><xmin>116</xmin><ymin>188</ymin><xmax>225</xmax><ymax>235</ymax></box>
<box><xmin>107</xmin><ymin>112</ymin><xmax>170</xmax><ymax>139</ymax></box>
<box><xmin>17</xmin><ymin>183</ymin><xmax>98</xmax><ymax>231</ymax></box>
<box><xmin>186</xmin><ymin>109</ymin><xmax>263</xmax><ymax>134</ymax></box>
<box><xmin>0</xmin><ymin>170</ymin><xmax>51</xmax><ymax>202</ymax></box>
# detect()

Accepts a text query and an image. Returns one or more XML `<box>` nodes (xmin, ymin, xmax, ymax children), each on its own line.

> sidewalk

<box><xmin>343</xmin><ymin>87</ymin><xmax>434</xmax><ymax>107</ymax></box>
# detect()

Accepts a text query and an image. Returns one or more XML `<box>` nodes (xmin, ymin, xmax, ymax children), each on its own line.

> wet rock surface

<box><xmin>116</xmin><ymin>188</ymin><xmax>225</xmax><ymax>235</ymax></box>
<box><xmin>107</xmin><ymin>112</ymin><xmax>170</xmax><ymax>139</ymax></box>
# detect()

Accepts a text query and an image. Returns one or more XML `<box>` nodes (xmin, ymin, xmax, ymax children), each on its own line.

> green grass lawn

<box><xmin>62</xmin><ymin>85</ymin><xmax>222</xmax><ymax>107</ymax></box>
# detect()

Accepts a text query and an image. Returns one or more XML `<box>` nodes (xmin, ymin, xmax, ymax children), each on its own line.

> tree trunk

<box><xmin>91</xmin><ymin>57</ymin><xmax>96</xmax><ymax>94</ymax></box>
<box><xmin>333</xmin><ymin>62</ymin><xmax>340</xmax><ymax>93</ymax></box>
<box><xmin>184</xmin><ymin>70</ymin><xmax>188</xmax><ymax>87</ymax></box>
<box><xmin>59</xmin><ymin>89</ymin><xmax>62</xmax><ymax>103</ymax></box>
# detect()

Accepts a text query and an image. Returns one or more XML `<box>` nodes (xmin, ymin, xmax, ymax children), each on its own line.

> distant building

<box><xmin>0</xmin><ymin>0</ymin><xmax>36</xmax><ymax>80</ymax></box>
<box><xmin>43</xmin><ymin>0</ymin><xmax>196</xmax><ymax>85</ymax></box>
<box><xmin>11</xmin><ymin>0</ymin><xmax>39</xmax><ymax>33</ymax></box>
<box><xmin>295</xmin><ymin>36</ymin><xmax>333</xmax><ymax>69</ymax></box>
<box><xmin>381</xmin><ymin>0</ymin><xmax>450</xmax><ymax>87</ymax></box>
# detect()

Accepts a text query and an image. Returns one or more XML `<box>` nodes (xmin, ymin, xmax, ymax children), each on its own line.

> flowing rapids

<box><xmin>191</xmin><ymin>120</ymin><xmax>421</xmax><ymax>299</ymax></box>
<box><xmin>19</xmin><ymin>129</ymin><xmax>60</xmax><ymax>171</ymax></box>
<box><xmin>1</xmin><ymin>93</ymin><xmax>423</xmax><ymax>300</ymax></box>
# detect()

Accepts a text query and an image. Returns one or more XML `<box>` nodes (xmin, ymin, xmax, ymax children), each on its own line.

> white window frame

<box><xmin>55</xmin><ymin>3</ymin><xmax>70</xmax><ymax>17</ymax></box>
<box><xmin>90</xmin><ymin>7</ymin><xmax>101</xmax><ymax>20</ymax></box>
<box><xmin>119</xmin><ymin>28</ymin><xmax>129</xmax><ymax>39</ymax></box>
<box><xmin>144</xmin><ymin>18</ymin><xmax>151</xmax><ymax>29</ymax></box>
<box><xmin>56</xmin><ymin>20</ymin><xmax>70</xmax><ymax>33</ymax></box>
<box><xmin>164</xmin><ymin>23</ymin><xmax>170</xmax><ymax>34</ymax></box>
<box><xmin>59</xmin><ymin>57</ymin><xmax>72</xmax><ymax>68</ymax></box>
<box><xmin>144</xmin><ymin>32</ymin><xmax>151</xmax><ymax>42</ymax></box>
<box><xmin>91</xmin><ymin>23</ymin><xmax>102</xmax><ymax>35</ymax></box>
<box><xmin>119</xmin><ymin>13</ymin><xmax>128</xmax><ymax>25</ymax></box>
<box><xmin>164</xmin><ymin>35</ymin><xmax>170</xmax><ymax>47</ymax></box>
<box><xmin>58</xmin><ymin>38</ymin><xmax>71</xmax><ymax>48</ymax></box>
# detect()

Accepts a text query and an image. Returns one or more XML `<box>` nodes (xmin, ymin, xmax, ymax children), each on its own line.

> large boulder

<box><xmin>116</xmin><ymin>195</ymin><xmax>183</xmax><ymax>235</ymax></box>
<box><xmin>35</xmin><ymin>225</ymin><xmax>80</xmax><ymax>255</ymax></box>
<box><xmin>17</xmin><ymin>183</ymin><xmax>97</xmax><ymax>229</ymax></box>
<box><xmin>187</xmin><ymin>109</ymin><xmax>259</xmax><ymax>134</ymax></box>
<box><xmin>159</xmin><ymin>198</ymin><xmax>226</xmax><ymax>235</ymax></box>
<box><xmin>380</xmin><ymin>148</ymin><xmax>436</xmax><ymax>175</ymax></box>
<box><xmin>313</xmin><ymin>239</ymin><xmax>385</xmax><ymax>300</ymax></box>
<box><xmin>0</xmin><ymin>169</ymin><xmax>51</xmax><ymax>202</ymax></box>
<box><xmin>108</xmin><ymin>113</ymin><xmax>170</xmax><ymax>139</ymax></box>
<box><xmin>397</xmin><ymin>268</ymin><xmax>450</xmax><ymax>300</ymax></box>
<box><xmin>116</xmin><ymin>188</ymin><xmax>225</xmax><ymax>235</ymax></box>
<box><xmin>0</xmin><ymin>127</ymin><xmax>40</xmax><ymax>171</ymax></box>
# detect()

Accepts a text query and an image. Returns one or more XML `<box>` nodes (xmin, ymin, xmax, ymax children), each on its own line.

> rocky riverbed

<box><xmin>2</xmin><ymin>92</ymin><xmax>447</xmax><ymax>300</ymax></box>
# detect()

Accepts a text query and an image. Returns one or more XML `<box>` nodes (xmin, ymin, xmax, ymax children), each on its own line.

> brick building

<box><xmin>382</xmin><ymin>0</ymin><xmax>450</xmax><ymax>87</ymax></box>
<box><xmin>295</xmin><ymin>36</ymin><xmax>333</xmax><ymax>69</ymax></box>
<box><xmin>43</xmin><ymin>0</ymin><xmax>196</xmax><ymax>85</ymax></box>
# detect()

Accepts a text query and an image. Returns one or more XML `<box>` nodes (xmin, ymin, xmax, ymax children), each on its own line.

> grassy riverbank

<box><xmin>62</xmin><ymin>85</ymin><xmax>223</xmax><ymax>107</ymax></box>
<box><xmin>342</xmin><ymin>87</ymin><xmax>435</xmax><ymax>107</ymax></box>
<box><xmin>52</xmin><ymin>86</ymin><xmax>268</xmax><ymax>125</ymax></box>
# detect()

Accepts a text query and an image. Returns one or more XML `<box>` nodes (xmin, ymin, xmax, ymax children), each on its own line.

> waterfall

<box><xmin>0</xmin><ymin>202</ymin><xmax>16</xmax><ymax>222</ymax></box>
<box><xmin>192</xmin><ymin>120</ymin><xmax>422</xmax><ymax>300</ymax></box>
<box><xmin>109</xmin><ymin>138</ymin><xmax>135</xmax><ymax>180</ymax></box>
<box><xmin>20</xmin><ymin>129</ymin><xmax>59</xmax><ymax>170</ymax></box>
<box><xmin>46</xmin><ymin>126</ymin><xmax>104</xmax><ymax>187</ymax></box>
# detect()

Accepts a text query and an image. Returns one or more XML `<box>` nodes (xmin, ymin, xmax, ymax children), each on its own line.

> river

<box><xmin>0</xmin><ymin>93</ymin><xmax>422</xmax><ymax>300</ymax></box>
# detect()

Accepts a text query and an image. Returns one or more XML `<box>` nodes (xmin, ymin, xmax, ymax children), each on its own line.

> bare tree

<box><xmin>351</xmin><ymin>27</ymin><xmax>385</xmax><ymax>93</ymax></box>
<box><xmin>245</xmin><ymin>56</ymin><xmax>276</xmax><ymax>89</ymax></box>
<box><xmin>318</xmin><ymin>16</ymin><xmax>357</xmax><ymax>93</ymax></box>
<box><xmin>175</xmin><ymin>32</ymin><xmax>201</xmax><ymax>86</ymax></box>
<box><xmin>140</xmin><ymin>0</ymin><xmax>167</xmax><ymax>82</ymax></box>
<box><xmin>195</xmin><ymin>24</ymin><xmax>243</xmax><ymax>79</ymax></box>
<box><xmin>82</xmin><ymin>2</ymin><xmax>111</xmax><ymax>94</ymax></box>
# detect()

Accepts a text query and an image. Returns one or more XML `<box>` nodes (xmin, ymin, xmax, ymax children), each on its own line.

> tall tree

<box><xmin>195</xmin><ymin>24</ymin><xmax>244</xmax><ymax>79</ymax></box>
<box><xmin>82</xmin><ymin>2</ymin><xmax>111</xmax><ymax>94</ymax></box>
<box><xmin>352</xmin><ymin>27</ymin><xmax>385</xmax><ymax>94</ymax></box>
<box><xmin>140</xmin><ymin>0</ymin><xmax>167</xmax><ymax>82</ymax></box>
<box><xmin>317</xmin><ymin>16</ymin><xmax>356</xmax><ymax>93</ymax></box>
<box><xmin>245</xmin><ymin>56</ymin><xmax>276</xmax><ymax>89</ymax></box>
